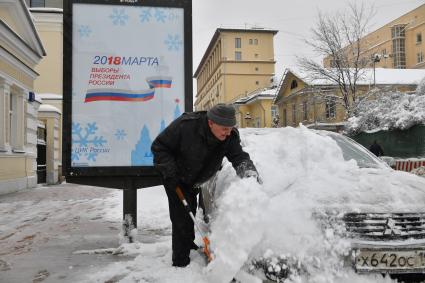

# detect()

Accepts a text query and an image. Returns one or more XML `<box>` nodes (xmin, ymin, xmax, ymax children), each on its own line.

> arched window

<box><xmin>290</xmin><ymin>80</ymin><xmax>298</xmax><ymax>89</ymax></box>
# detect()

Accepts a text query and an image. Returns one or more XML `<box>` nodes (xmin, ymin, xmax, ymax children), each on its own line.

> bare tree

<box><xmin>297</xmin><ymin>2</ymin><xmax>376</xmax><ymax>116</ymax></box>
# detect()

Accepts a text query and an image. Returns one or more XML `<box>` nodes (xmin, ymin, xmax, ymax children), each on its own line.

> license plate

<box><xmin>355</xmin><ymin>249</ymin><xmax>425</xmax><ymax>272</ymax></box>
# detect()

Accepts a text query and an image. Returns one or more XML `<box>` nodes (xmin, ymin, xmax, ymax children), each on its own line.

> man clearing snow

<box><xmin>151</xmin><ymin>103</ymin><xmax>259</xmax><ymax>267</ymax></box>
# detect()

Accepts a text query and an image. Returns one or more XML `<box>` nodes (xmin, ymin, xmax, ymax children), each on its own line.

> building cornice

<box><xmin>0</xmin><ymin>0</ymin><xmax>46</xmax><ymax>56</ymax></box>
<box><xmin>194</xmin><ymin>28</ymin><xmax>278</xmax><ymax>77</ymax></box>
<box><xmin>224</xmin><ymin>60</ymin><xmax>276</xmax><ymax>64</ymax></box>
<box><xmin>0</xmin><ymin>20</ymin><xmax>43</xmax><ymax>65</ymax></box>
<box><xmin>0</xmin><ymin>45</ymin><xmax>39</xmax><ymax>79</ymax></box>
<box><xmin>30</xmin><ymin>9</ymin><xmax>63</xmax><ymax>30</ymax></box>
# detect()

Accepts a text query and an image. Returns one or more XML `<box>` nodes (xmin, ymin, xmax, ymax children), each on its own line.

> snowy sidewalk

<box><xmin>0</xmin><ymin>183</ymin><xmax>184</xmax><ymax>283</ymax></box>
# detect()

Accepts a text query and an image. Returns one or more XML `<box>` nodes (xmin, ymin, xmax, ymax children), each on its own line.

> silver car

<box><xmin>201</xmin><ymin>129</ymin><xmax>425</xmax><ymax>282</ymax></box>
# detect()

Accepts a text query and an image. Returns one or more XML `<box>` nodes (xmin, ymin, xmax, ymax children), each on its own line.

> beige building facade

<box><xmin>30</xmin><ymin>8</ymin><xmax>63</xmax><ymax>184</ymax></box>
<box><xmin>194</xmin><ymin>28</ymin><xmax>277</xmax><ymax>124</ymax></box>
<box><xmin>324</xmin><ymin>4</ymin><xmax>425</xmax><ymax>69</ymax></box>
<box><xmin>0</xmin><ymin>0</ymin><xmax>45</xmax><ymax>194</ymax></box>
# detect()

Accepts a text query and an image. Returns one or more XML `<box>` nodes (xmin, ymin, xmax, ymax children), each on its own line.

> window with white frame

<box><xmin>302</xmin><ymin>101</ymin><xmax>308</xmax><ymax>121</ymax></box>
<box><xmin>271</xmin><ymin>105</ymin><xmax>277</xmax><ymax>119</ymax></box>
<box><xmin>292</xmin><ymin>104</ymin><xmax>296</xmax><ymax>124</ymax></box>
<box><xmin>26</xmin><ymin>0</ymin><xmax>63</xmax><ymax>8</ymax></box>
<box><xmin>255</xmin><ymin>117</ymin><xmax>261</xmax><ymax>128</ymax></box>
<box><xmin>235</xmin><ymin>38</ymin><xmax>241</xmax><ymax>48</ymax></box>
<box><xmin>417</xmin><ymin>52</ymin><xmax>424</xmax><ymax>64</ymax></box>
<box><xmin>8</xmin><ymin>89</ymin><xmax>24</xmax><ymax>151</ymax></box>
<box><xmin>9</xmin><ymin>91</ymin><xmax>16</xmax><ymax>147</ymax></box>
<box><xmin>325</xmin><ymin>97</ymin><xmax>336</xmax><ymax>119</ymax></box>
<box><xmin>417</xmin><ymin>33</ymin><xmax>422</xmax><ymax>44</ymax></box>
<box><xmin>0</xmin><ymin>83</ymin><xmax>6</xmax><ymax>149</ymax></box>
<box><xmin>235</xmin><ymin>51</ymin><xmax>242</xmax><ymax>61</ymax></box>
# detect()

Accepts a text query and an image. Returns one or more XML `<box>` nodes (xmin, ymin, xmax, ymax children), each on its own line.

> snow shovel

<box><xmin>176</xmin><ymin>186</ymin><xmax>213</xmax><ymax>262</ymax></box>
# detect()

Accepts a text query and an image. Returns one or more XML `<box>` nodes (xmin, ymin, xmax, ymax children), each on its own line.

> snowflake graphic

<box><xmin>110</xmin><ymin>8</ymin><xmax>129</xmax><ymax>26</ymax></box>
<box><xmin>78</xmin><ymin>25</ymin><xmax>92</xmax><ymax>38</ymax></box>
<box><xmin>154</xmin><ymin>8</ymin><xmax>167</xmax><ymax>23</ymax></box>
<box><xmin>72</xmin><ymin>122</ymin><xmax>107</xmax><ymax>162</ymax></box>
<box><xmin>164</xmin><ymin>34</ymin><xmax>183</xmax><ymax>51</ymax></box>
<box><xmin>114</xmin><ymin>129</ymin><xmax>127</xmax><ymax>140</ymax></box>
<box><xmin>139</xmin><ymin>7</ymin><xmax>152</xmax><ymax>23</ymax></box>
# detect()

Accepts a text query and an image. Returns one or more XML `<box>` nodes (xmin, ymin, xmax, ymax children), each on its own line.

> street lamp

<box><xmin>372</xmin><ymin>53</ymin><xmax>381</xmax><ymax>86</ymax></box>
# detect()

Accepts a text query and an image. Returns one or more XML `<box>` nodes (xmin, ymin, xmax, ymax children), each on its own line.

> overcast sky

<box><xmin>192</xmin><ymin>0</ymin><xmax>425</xmax><ymax>80</ymax></box>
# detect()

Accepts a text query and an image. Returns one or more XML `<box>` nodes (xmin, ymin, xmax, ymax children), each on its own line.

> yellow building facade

<box><xmin>194</xmin><ymin>28</ymin><xmax>277</xmax><ymax>124</ymax></box>
<box><xmin>31</xmin><ymin>8</ymin><xmax>63</xmax><ymax>95</ymax></box>
<box><xmin>275</xmin><ymin>68</ymin><xmax>425</xmax><ymax>131</ymax></box>
<box><xmin>324</xmin><ymin>4</ymin><xmax>425</xmax><ymax>69</ymax></box>
<box><xmin>0</xmin><ymin>0</ymin><xmax>45</xmax><ymax>194</ymax></box>
<box><xmin>234</xmin><ymin>87</ymin><xmax>278</xmax><ymax>128</ymax></box>
<box><xmin>30</xmin><ymin>8</ymin><xmax>63</xmax><ymax>184</ymax></box>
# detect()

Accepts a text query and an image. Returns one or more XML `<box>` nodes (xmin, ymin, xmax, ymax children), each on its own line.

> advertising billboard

<box><xmin>63</xmin><ymin>0</ymin><xmax>192</xmax><ymax>187</ymax></box>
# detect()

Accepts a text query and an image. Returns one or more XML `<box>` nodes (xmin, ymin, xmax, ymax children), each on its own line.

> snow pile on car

<box><xmin>79</xmin><ymin>127</ymin><xmax>425</xmax><ymax>283</ymax></box>
<box><xmin>346</xmin><ymin>80</ymin><xmax>425</xmax><ymax>133</ymax></box>
<box><xmin>205</xmin><ymin>126</ymin><xmax>425</xmax><ymax>282</ymax></box>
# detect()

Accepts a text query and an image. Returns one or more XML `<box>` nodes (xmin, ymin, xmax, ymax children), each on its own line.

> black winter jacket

<box><xmin>151</xmin><ymin>111</ymin><xmax>256</xmax><ymax>190</ymax></box>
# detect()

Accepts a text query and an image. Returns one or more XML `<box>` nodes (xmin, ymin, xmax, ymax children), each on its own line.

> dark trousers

<box><xmin>164</xmin><ymin>186</ymin><xmax>198</xmax><ymax>267</ymax></box>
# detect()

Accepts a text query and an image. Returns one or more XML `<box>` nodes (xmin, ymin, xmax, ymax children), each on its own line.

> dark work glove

<box><xmin>243</xmin><ymin>169</ymin><xmax>263</xmax><ymax>184</ymax></box>
<box><xmin>236</xmin><ymin>161</ymin><xmax>262</xmax><ymax>184</ymax></box>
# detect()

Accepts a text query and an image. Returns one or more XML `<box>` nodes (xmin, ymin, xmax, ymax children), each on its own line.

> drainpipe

<box><xmin>258</xmin><ymin>99</ymin><xmax>266</xmax><ymax>127</ymax></box>
<box><xmin>222</xmin><ymin>36</ymin><xmax>226</xmax><ymax>103</ymax></box>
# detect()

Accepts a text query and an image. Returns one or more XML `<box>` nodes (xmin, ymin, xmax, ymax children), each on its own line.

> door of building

<box><xmin>37</xmin><ymin>123</ymin><xmax>47</xmax><ymax>183</ymax></box>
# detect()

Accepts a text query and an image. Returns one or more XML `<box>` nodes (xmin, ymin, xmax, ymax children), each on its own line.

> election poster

<box><xmin>71</xmin><ymin>3</ymin><xmax>185</xmax><ymax>167</ymax></box>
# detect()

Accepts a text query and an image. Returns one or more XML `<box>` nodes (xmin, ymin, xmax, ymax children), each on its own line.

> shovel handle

<box><xmin>175</xmin><ymin>186</ymin><xmax>193</xmax><ymax>215</ymax></box>
<box><xmin>176</xmin><ymin>186</ymin><xmax>185</xmax><ymax>202</ymax></box>
<box><xmin>175</xmin><ymin>186</ymin><xmax>213</xmax><ymax>262</ymax></box>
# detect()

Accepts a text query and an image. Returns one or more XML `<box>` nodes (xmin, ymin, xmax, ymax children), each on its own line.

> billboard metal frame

<box><xmin>62</xmin><ymin>0</ymin><xmax>192</xmax><ymax>190</ymax></box>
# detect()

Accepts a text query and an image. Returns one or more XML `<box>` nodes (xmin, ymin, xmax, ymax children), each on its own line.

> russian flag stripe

<box><xmin>85</xmin><ymin>95</ymin><xmax>154</xmax><ymax>102</ymax></box>
<box><xmin>85</xmin><ymin>92</ymin><xmax>154</xmax><ymax>99</ymax></box>
<box><xmin>148</xmin><ymin>80</ymin><xmax>172</xmax><ymax>88</ymax></box>
<box><xmin>84</xmin><ymin>76</ymin><xmax>172</xmax><ymax>103</ymax></box>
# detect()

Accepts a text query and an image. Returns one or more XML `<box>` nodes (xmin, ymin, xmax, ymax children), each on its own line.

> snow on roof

<box><xmin>39</xmin><ymin>104</ymin><xmax>61</xmax><ymax>114</ymax></box>
<box><xmin>289</xmin><ymin>68</ymin><xmax>425</xmax><ymax>86</ymax></box>
<box><xmin>234</xmin><ymin>87</ymin><xmax>277</xmax><ymax>104</ymax></box>
<box><xmin>37</xmin><ymin>93</ymin><xmax>62</xmax><ymax>100</ymax></box>
<box><xmin>29</xmin><ymin>8</ymin><xmax>63</xmax><ymax>13</ymax></box>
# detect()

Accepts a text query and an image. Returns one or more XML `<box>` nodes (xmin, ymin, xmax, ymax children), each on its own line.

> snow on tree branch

<box><xmin>297</xmin><ymin>2</ymin><xmax>375</xmax><ymax>115</ymax></box>
<box><xmin>346</xmin><ymin>80</ymin><xmax>425</xmax><ymax>134</ymax></box>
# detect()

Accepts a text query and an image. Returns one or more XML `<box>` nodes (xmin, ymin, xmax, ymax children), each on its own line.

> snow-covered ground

<box><xmin>2</xmin><ymin>127</ymin><xmax>425</xmax><ymax>283</ymax></box>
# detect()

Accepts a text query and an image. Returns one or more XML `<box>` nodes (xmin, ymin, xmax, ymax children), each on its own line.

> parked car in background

<box><xmin>202</xmin><ymin>128</ymin><xmax>425</xmax><ymax>282</ymax></box>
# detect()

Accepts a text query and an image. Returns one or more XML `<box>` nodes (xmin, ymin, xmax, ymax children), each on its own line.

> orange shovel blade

<box><xmin>202</xmin><ymin>237</ymin><xmax>213</xmax><ymax>262</ymax></box>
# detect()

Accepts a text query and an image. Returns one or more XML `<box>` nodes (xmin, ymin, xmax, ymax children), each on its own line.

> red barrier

<box><xmin>395</xmin><ymin>160</ymin><xmax>425</xmax><ymax>172</ymax></box>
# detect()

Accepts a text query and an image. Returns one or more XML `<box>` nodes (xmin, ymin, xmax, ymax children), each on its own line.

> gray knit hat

<box><xmin>207</xmin><ymin>103</ymin><xmax>236</xmax><ymax>127</ymax></box>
